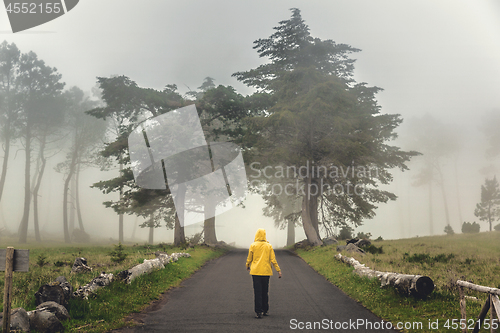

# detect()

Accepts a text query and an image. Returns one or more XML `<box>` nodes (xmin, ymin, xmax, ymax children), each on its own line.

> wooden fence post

<box><xmin>490</xmin><ymin>295</ymin><xmax>499</xmax><ymax>333</ymax></box>
<box><xmin>473</xmin><ymin>294</ymin><xmax>491</xmax><ymax>333</ymax></box>
<box><xmin>459</xmin><ymin>286</ymin><xmax>467</xmax><ymax>333</ymax></box>
<box><xmin>492</xmin><ymin>295</ymin><xmax>500</xmax><ymax>320</ymax></box>
<box><xmin>457</xmin><ymin>280</ymin><xmax>500</xmax><ymax>333</ymax></box>
<box><xmin>2</xmin><ymin>247</ymin><xmax>14</xmax><ymax>333</ymax></box>
<box><xmin>490</xmin><ymin>295</ymin><xmax>494</xmax><ymax>333</ymax></box>
<box><xmin>0</xmin><ymin>248</ymin><xmax>29</xmax><ymax>333</ymax></box>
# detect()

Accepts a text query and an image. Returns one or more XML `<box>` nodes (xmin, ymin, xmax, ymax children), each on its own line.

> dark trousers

<box><xmin>252</xmin><ymin>275</ymin><xmax>270</xmax><ymax>314</ymax></box>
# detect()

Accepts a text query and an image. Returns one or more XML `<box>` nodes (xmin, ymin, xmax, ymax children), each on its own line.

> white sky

<box><xmin>0</xmin><ymin>1</ymin><xmax>499</xmax><ymax>246</ymax></box>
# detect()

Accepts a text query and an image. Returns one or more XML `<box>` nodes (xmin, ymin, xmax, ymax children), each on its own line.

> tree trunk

<box><xmin>69</xmin><ymin>175</ymin><xmax>76</xmax><ymax>233</ymax></box>
<box><xmin>453</xmin><ymin>157</ymin><xmax>463</xmax><ymax>227</ymax></box>
<box><xmin>173</xmin><ymin>183</ymin><xmax>186</xmax><ymax>246</ymax></box>
<box><xmin>0</xmin><ymin>82</ymin><xmax>13</xmax><ymax>204</ymax></box>
<box><xmin>75</xmin><ymin>163</ymin><xmax>84</xmax><ymax>231</ymax></box>
<box><xmin>407</xmin><ymin>177</ymin><xmax>412</xmax><ymax>237</ymax></box>
<box><xmin>174</xmin><ymin>213</ymin><xmax>185</xmax><ymax>246</ymax></box>
<box><xmin>301</xmin><ymin>177</ymin><xmax>322</xmax><ymax>246</ymax></box>
<box><xmin>118</xmin><ymin>163</ymin><xmax>124</xmax><ymax>242</ymax></box>
<box><xmin>203</xmin><ymin>196</ymin><xmax>217</xmax><ymax>244</ymax></box>
<box><xmin>436</xmin><ymin>165</ymin><xmax>451</xmax><ymax>229</ymax></box>
<box><xmin>148</xmin><ymin>217</ymin><xmax>154</xmax><ymax>244</ymax></box>
<box><xmin>439</xmin><ymin>183</ymin><xmax>451</xmax><ymax>230</ymax></box>
<box><xmin>428</xmin><ymin>180</ymin><xmax>434</xmax><ymax>236</ymax></box>
<box><xmin>30</xmin><ymin>143</ymin><xmax>41</xmax><ymax>194</ymax></box>
<box><xmin>335</xmin><ymin>254</ymin><xmax>434</xmax><ymax>298</ymax></box>
<box><xmin>131</xmin><ymin>216</ymin><xmax>138</xmax><ymax>239</ymax></box>
<box><xmin>119</xmin><ymin>213</ymin><xmax>124</xmax><ymax>243</ymax></box>
<box><xmin>32</xmin><ymin>137</ymin><xmax>47</xmax><ymax>242</ymax></box>
<box><xmin>309</xmin><ymin>189</ymin><xmax>321</xmax><ymax>240</ymax></box>
<box><xmin>19</xmin><ymin>122</ymin><xmax>32</xmax><ymax>243</ymax></box>
<box><xmin>286</xmin><ymin>219</ymin><xmax>295</xmax><ymax>246</ymax></box>
<box><xmin>489</xmin><ymin>201</ymin><xmax>494</xmax><ymax>231</ymax></box>
<box><xmin>204</xmin><ymin>216</ymin><xmax>217</xmax><ymax>244</ymax></box>
<box><xmin>0</xmin><ymin>130</ymin><xmax>11</xmax><ymax>204</ymax></box>
<box><xmin>63</xmin><ymin>149</ymin><xmax>77</xmax><ymax>243</ymax></box>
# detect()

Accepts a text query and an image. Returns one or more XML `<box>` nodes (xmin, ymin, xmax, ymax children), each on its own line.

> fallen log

<box><xmin>457</xmin><ymin>280</ymin><xmax>500</xmax><ymax>297</ymax></box>
<box><xmin>335</xmin><ymin>253</ymin><xmax>434</xmax><ymax>298</ymax></box>
<box><xmin>73</xmin><ymin>272</ymin><xmax>114</xmax><ymax>299</ymax></box>
<box><xmin>117</xmin><ymin>252</ymin><xmax>191</xmax><ymax>284</ymax></box>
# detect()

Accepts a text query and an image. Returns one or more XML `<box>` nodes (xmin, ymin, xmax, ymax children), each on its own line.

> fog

<box><xmin>0</xmin><ymin>1</ymin><xmax>499</xmax><ymax>248</ymax></box>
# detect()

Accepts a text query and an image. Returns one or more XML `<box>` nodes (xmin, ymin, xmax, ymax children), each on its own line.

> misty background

<box><xmin>0</xmin><ymin>0</ymin><xmax>499</xmax><ymax>247</ymax></box>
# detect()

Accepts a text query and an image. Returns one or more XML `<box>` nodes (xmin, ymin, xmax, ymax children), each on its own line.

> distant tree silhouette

<box><xmin>474</xmin><ymin>176</ymin><xmax>500</xmax><ymax>231</ymax></box>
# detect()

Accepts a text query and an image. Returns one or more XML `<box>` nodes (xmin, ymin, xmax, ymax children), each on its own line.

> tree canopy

<box><xmin>235</xmin><ymin>8</ymin><xmax>418</xmax><ymax>245</ymax></box>
<box><xmin>87</xmin><ymin>76</ymin><xmax>183</xmax><ymax>243</ymax></box>
<box><xmin>87</xmin><ymin>76</ymin><xmax>252</xmax><ymax>245</ymax></box>
<box><xmin>85</xmin><ymin>9</ymin><xmax>419</xmax><ymax>247</ymax></box>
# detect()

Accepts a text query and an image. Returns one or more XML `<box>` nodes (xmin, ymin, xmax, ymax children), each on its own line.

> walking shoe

<box><xmin>263</xmin><ymin>312</ymin><xmax>269</xmax><ymax>316</ymax></box>
<box><xmin>255</xmin><ymin>312</ymin><xmax>263</xmax><ymax>319</ymax></box>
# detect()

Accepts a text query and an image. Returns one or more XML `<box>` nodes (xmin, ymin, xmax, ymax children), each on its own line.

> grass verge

<box><xmin>65</xmin><ymin>245</ymin><xmax>227</xmax><ymax>332</ymax></box>
<box><xmin>296</xmin><ymin>233</ymin><xmax>500</xmax><ymax>333</ymax></box>
<box><xmin>0</xmin><ymin>240</ymin><xmax>227</xmax><ymax>333</ymax></box>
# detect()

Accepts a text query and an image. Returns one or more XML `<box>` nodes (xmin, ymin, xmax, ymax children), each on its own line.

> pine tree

<box><xmin>234</xmin><ymin>9</ymin><xmax>418</xmax><ymax>246</ymax></box>
<box><xmin>474</xmin><ymin>176</ymin><xmax>500</xmax><ymax>231</ymax></box>
<box><xmin>88</xmin><ymin>76</ymin><xmax>183</xmax><ymax>244</ymax></box>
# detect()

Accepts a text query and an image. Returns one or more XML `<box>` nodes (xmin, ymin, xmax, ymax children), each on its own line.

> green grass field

<box><xmin>296</xmin><ymin>232</ymin><xmax>500</xmax><ymax>333</ymax></box>
<box><xmin>1</xmin><ymin>233</ymin><xmax>498</xmax><ymax>332</ymax></box>
<box><xmin>0</xmin><ymin>239</ymin><xmax>227</xmax><ymax>332</ymax></box>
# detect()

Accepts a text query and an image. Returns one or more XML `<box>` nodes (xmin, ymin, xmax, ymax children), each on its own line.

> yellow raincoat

<box><xmin>246</xmin><ymin>229</ymin><xmax>281</xmax><ymax>276</ymax></box>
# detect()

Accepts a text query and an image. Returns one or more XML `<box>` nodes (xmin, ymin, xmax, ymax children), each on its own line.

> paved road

<box><xmin>112</xmin><ymin>249</ymin><xmax>398</xmax><ymax>332</ymax></box>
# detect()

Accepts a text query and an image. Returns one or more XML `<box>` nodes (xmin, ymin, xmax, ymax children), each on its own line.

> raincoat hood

<box><xmin>254</xmin><ymin>228</ymin><xmax>267</xmax><ymax>242</ymax></box>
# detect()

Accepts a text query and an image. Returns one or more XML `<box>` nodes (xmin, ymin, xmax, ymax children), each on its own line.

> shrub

<box><xmin>464</xmin><ymin>258</ymin><xmax>476</xmax><ymax>265</ymax></box>
<box><xmin>362</xmin><ymin>244</ymin><xmax>383</xmax><ymax>254</ymax></box>
<box><xmin>356</xmin><ymin>232</ymin><xmax>372</xmax><ymax>240</ymax></box>
<box><xmin>404</xmin><ymin>253</ymin><xmax>431</xmax><ymax>264</ymax></box>
<box><xmin>157</xmin><ymin>242</ymin><xmax>172</xmax><ymax>252</ymax></box>
<box><xmin>186</xmin><ymin>232</ymin><xmax>203</xmax><ymax>245</ymax></box>
<box><xmin>36</xmin><ymin>254</ymin><xmax>47</xmax><ymax>267</ymax></box>
<box><xmin>494</xmin><ymin>223</ymin><xmax>500</xmax><ymax>231</ymax></box>
<box><xmin>403</xmin><ymin>252</ymin><xmax>454</xmax><ymax>264</ymax></box>
<box><xmin>444</xmin><ymin>225</ymin><xmax>455</xmax><ymax>235</ymax></box>
<box><xmin>337</xmin><ymin>226</ymin><xmax>353</xmax><ymax>240</ymax></box>
<box><xmin>54</xmin><ymin>260</ymin><xmax>70</xmax><ymax>267</ymax></box>
<box><xmin>109</xmin><ymin>243</ymin><xmax>128</xmax><ymax>263</ymax></box>
<box><xmin>433</xmin><ymin>253</ymin><xmax>455</xmax><ymax>263</ymax></box>
<box><xmin>461</xmin><ymin>222</ymin><xmax>480</xmax><ymax>233</ymax></box>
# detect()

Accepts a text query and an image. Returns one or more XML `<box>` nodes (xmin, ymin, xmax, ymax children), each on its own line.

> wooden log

<box><xmin>3</xmin><ymin>247</ymin><xmax>14</xmax><ymax>333</ymax></box>
<box><xmin>473</xmin><ymin>295</ymin><xmax>490</xmax><ymax>333</ymax></box>
<box><xmin>492</xmin><ymin>295</ymin><xmax>500</xmax><ymax>322</ymax></box>
<box><xmin>490</xmin><ymin>296</ymin><xmax>494</xmax><ymax>333</ymax></box>
<box><xmin>117</xmin><ymin>252</ymin><xmax>191</xmax><ymax>284</ymax></box>
<box><xmin>73</xmin><ymin>272</ymin><xmax>114</xmax><ymax>299</ymax></box>
<box><xmin>334</xmin><ymin>253</ymin><xmax>434</xmax><ymax>298</ymax></box>
<box><xmin>457</xmin><ymin>280</ymin><xmax>500</xmax><ymax>297</ymax></box>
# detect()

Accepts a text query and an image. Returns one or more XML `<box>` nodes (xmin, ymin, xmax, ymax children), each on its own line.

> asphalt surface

<box><xmin>111</xmin><ymin>249</ymin><xmax>398</xmax><ymax>333</ymax></box>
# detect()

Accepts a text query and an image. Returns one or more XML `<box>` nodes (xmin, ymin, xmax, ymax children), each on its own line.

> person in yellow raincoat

<box><xmin>246</xmin><ymin>228</ymin><xmax>282</xmax><ymax>318</ymax></box>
